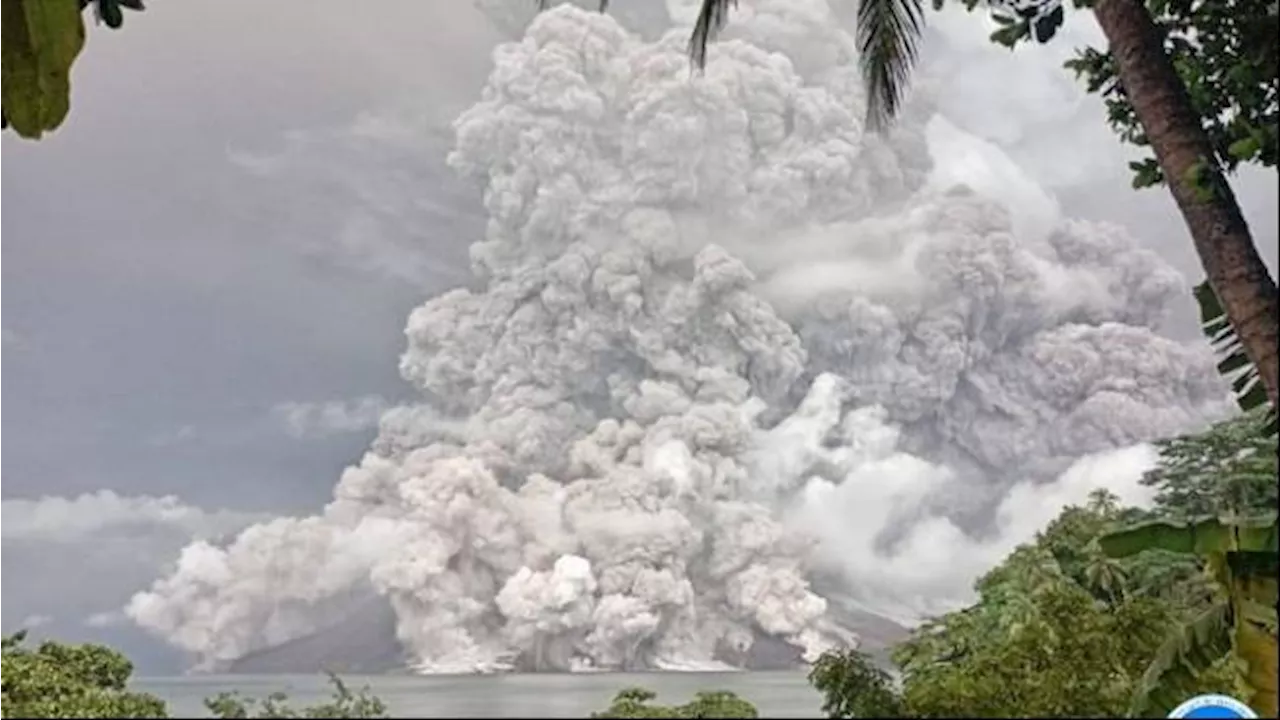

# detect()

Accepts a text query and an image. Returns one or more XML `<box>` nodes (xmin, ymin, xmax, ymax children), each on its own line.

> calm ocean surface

<box><xmin>132</xmin><ymin>672</ymin><xmax>823</xmax><ymax>718</ymax></box>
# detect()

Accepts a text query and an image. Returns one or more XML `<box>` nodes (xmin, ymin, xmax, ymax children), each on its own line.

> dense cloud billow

<box><xmin>0</xmin><ymin>491</ymin><xmax>265</xmax><ymax>650</ymax></box>
<box><xmin>127</xmin><ymin>1</ymin><xmax>1232</xmax><ymax>673</ymax></box>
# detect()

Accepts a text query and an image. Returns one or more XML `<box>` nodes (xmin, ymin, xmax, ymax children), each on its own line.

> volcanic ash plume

<box><xmin>127</xmin><ymin>1</ymin><xmax>1231</xmax><ymax>673</ymax></box>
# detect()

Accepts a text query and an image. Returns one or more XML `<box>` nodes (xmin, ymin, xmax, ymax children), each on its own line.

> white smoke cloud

<box><xmin>1</xmin><ymin>492</ymin><xmax>267</xmax><ymax>642</ymax></box>
<box><xmin>783</xmin><ymin>386</ymin><xmax>1162</xmax><ymax>624</ymax></box>
<box><xmin>272</xmin><ymin>395</ymin><xmax>392</xmax><ymax>439</ymax></box>
<box><xmin>126</xmin><ymin>1</ymin><xmax>1231</xmax><ymax>674</ymax></box>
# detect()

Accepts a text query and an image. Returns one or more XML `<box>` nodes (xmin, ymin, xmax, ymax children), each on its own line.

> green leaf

<box><xmin>1128</xmin><ymin>158</ymin><xmax>1163</xmax><ymax>188</ymax></box>
<box><xmin>1228</xmin><ymin>136</ymin><xmax>1262</xmax><ymax>161</ymax></box>
<box><xmin>1030</xmin><ymin>4</ymin><xmax>1065</xmax><ymax>43</ymax></box>
<box><xmin>1</xmin><ymin>0</ymin><xmax>86</xmax><ymax>139</ymax></box>
<box><xmin>990</xmin><ymin>23</ymin><xmax>1028</xmax><ymax>48</ymax></box>
<box><xmin>97</xmin><ymin>0</ymin><xmax>123</xmax><ymax>28</ymax></box>
<box><xmin>1195</xmin><ymin>281</ymin><xmax>1226</xmax><ymax>325</ymax></box>
<box><xmin>1217</xmin><ymin>352</ymin><xmax>1253</xmax><ymax>375</ymax></box>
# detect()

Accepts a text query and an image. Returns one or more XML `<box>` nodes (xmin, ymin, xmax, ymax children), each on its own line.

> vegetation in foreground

<box><xmin>0</xmin><ymin>633</ymin><xmax>387</xmax><ymax>719</ymax></box>
<box><xmin>0</xmin><ymin>632</ymin><xmax>166</xmax><ymax>719</ymax></box>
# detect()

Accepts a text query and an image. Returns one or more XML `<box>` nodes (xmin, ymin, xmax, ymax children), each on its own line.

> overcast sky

<box><xmin>2</xmin><ymin>0</ymin><xmax>1275</xmax><ymax>673</ymax></box>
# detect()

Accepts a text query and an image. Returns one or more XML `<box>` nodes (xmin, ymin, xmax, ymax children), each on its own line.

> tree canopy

<box><xmin>0</xmin><ymin>632</ymin><xmax>168</xmax><ymax>719</ymax></box>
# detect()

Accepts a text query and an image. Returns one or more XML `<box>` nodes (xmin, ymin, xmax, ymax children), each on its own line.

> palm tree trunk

<box><xmin>1092</xmin><ymin>0</ymin><xmax>1280</xmax><ymax>410</ymax></box>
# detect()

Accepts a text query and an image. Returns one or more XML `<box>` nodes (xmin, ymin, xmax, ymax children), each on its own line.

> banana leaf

<box><xmin>1099</xmin><ymin>514</ymin><xmax>1280</xmax><ymax>559</ymax></box>
<box><xmin>1127</xmin><ymin>602</ymin><xmax>1234</xmax><ymax>717</ymax></box>
<box><xmin>1</xmin><ymin>0</ymin><xmax>85</xmax><ymax>139</ymax></box>
<box><xmin>1231</xmin><ymin>570</ymin><xmax>1279</xmax><ymax>718</ymax></box>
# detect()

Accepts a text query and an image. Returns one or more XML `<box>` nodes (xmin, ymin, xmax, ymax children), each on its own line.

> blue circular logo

<box><xmin>1167</xmin><ymin>694</ymin><xmax>1258</xmax><ymax>719</ymax></box>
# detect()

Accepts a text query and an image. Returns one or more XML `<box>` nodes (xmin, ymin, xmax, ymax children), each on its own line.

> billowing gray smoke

<box><xmin>126</xmin><ymin>0</ymin><xmax>1232</xmax><ymax>673</ymax></box>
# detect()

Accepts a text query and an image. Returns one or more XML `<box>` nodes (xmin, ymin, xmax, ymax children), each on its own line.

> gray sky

<box><xmin>1</xmin><ymin>0</ymin><xmax>1275</xmax><ymax>673</ymax></box>
<box><xmin>3</xmin><ymin>0</ymin><xmax>497</xmax><ymax>508</ymax></box>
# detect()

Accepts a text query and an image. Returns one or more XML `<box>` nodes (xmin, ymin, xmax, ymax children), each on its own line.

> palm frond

<box><xmin>1195</xmin><ymin>280</ymin><xmax>1278</xmax><ymax>437</ymax></box>
<box><xmin>688</xmin><ymin>0</ymin><xmax>737</xmax><ymax>70</ymax></box>
<box><xmin>856</xmin><ymin>0</ymin><xmax>927</xmax><ymax>132</ymax></box>
<box><xmin>686</xmin><ymin>0</ymin><xmax>925</xmax><ymax>132</ymax></box>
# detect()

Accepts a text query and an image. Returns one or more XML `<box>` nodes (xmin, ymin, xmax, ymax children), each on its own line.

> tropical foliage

<box><xmin>1099</xmin><ymin>513</ymin><xmax>1279</xmax><ymax>718</ymax></box>
<box><xmin>0</xmin><ymin>632</ymin><xmax>168</xmax><ymax>719</ymax></box>
<box><xmin>807</xmin><ymin>394</ymin><xmax>1277</xmax><ymax>719</ymax></box>
<box><xmin>887</xmin><ymin>491</ymin><xmax>1235</xmax><ymax>718</ymax></box>
<box><xmin>808</xmin><ymin>649</ymin><xmax>904</xmax><ymax>718</ymax></box>
<box><xmin>1099</xmin><ymin>331</ymin><xmax>1279</xmax><ymax>720</ymax></box>
<box><xmin>591</xmin><ymin>687</ymin><xmax>760</xmax><ymax>718</ymax></box>
<box><xmin>805</xmin><ymin>495</ymin><xmax>1237</xmax><ymax>718</ymax></box>
<box><xmin>1140</xmin><ymin>406</ymin><xmax>1278</xmax><ymax>517</ymax></box>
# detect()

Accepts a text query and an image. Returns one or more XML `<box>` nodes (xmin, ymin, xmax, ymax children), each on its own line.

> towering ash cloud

<box><xmin>127</xmin><ymin>0</ymin><xmax>1231</xmax><ymax>672</ymax></box>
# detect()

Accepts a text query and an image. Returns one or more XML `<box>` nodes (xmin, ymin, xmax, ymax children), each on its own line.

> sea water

<box><xmin>132</xmin><ymin>671</ymin><xmax>823</xmax><ymax>718</ymax></box>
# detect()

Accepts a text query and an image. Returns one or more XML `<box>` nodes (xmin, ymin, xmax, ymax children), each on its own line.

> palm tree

<box><xmin>1083</xmin><ymin>545</ymin><xmax>1130</xmax><ymax>603</ymax></box>
<box><xmin>1196</xmin><ymin>280</ymin><xmax>1278</xmax><ymax>436</ymax></box>
<box><xmin>684</xmin><ymin>0</ymin><xmax>1279</xmax><ymax>411</ymax></box>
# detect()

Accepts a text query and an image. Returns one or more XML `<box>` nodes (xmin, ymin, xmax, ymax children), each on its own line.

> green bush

<box><xmin>591</xmin><ymin>687</ymin><xmax>759</xmax><ymax>718</ymax></box>
<box><xmin>203</xmin><ymin>672</ymin><xmax>387</xmax><ymax>719</ymax></box>
<box><xmin>1</xmin><ymin>631</ymin><xmax>168</xmax><ymax>718</ymax></box>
